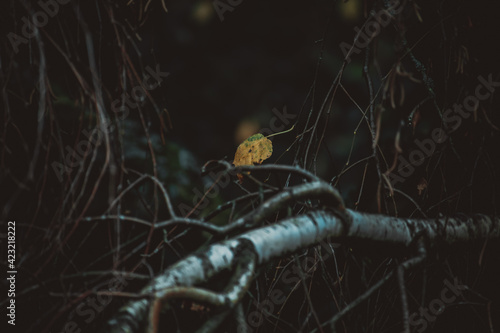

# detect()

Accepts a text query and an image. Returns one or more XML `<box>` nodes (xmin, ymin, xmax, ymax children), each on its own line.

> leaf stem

<box><xmin>265</xmin><ymin>124</ymin><xmax>295</xmax><ymax>138</ymax></box>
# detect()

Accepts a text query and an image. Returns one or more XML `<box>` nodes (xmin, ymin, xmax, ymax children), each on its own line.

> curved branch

<box><xmin>105</xmin><ymin>208</ymin><xmax>500</xmax><ymax>332</ymax></box>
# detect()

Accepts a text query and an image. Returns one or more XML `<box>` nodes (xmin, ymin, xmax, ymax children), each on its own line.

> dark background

<box><xmin>1</xmin><ymin>0</ymin><xmax>500</xmax><ymax>332</ymax></box>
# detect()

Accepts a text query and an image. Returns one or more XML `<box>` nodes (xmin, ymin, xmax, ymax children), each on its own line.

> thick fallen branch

<box><xmin>104</xmin><ymin>205</ymin><xmax>500</xmax><ymax>332</ymax></box>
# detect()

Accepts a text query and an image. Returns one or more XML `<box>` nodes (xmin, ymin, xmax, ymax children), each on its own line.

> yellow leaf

<box><xmin>233</xmin><ymin>133</ymin><xmax>273</xmax><ymax>182</ymax></box>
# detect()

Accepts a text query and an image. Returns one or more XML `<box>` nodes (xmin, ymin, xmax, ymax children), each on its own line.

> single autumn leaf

<box><xmin>233</xmin><ymin>133</ymin><xmax>273</xmax><ymax>182</ymax></box>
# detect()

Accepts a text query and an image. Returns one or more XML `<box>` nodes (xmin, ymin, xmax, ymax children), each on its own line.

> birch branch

<box><xmin>105</xmin><ymin>207</ymin><xmax>500</xmax><ymax>332</ymax></box>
